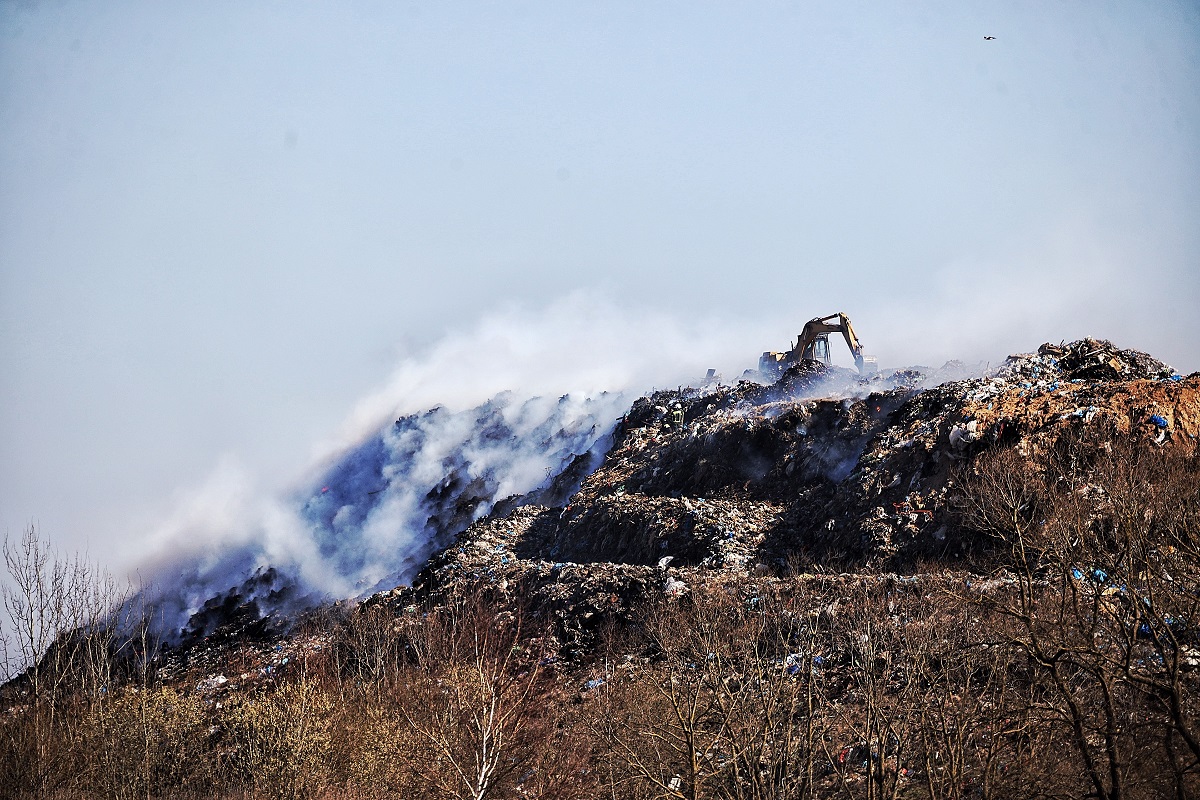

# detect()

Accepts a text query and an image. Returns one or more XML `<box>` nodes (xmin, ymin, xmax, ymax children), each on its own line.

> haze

<box><xmin>1</xmin><ymin>1</ymin><xmax>1197</xmax><ymax>573</ymax></box>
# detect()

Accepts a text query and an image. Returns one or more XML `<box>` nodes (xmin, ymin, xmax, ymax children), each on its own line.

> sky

<box><xmin>1</xmin><ymin>1</ymin><xmax>1198</xmax><ymax>574</ymax></box>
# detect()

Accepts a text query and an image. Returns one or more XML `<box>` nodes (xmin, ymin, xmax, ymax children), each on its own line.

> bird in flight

<box><xmin>984</xmin><ymin>36</ymin><xmax>996</xmax><ymax>40</ymax></box>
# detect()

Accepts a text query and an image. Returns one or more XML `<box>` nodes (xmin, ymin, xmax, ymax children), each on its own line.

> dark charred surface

<box><xmin>417</xmin><ymin>339</ymin><xmax>1198</xmax><ymax>629</ymax></box>
<box><xmin>156</xmin><ymin>339</ymin><xmax>1200</xmax><ymax>669</ymax></box>
<box><xmin>176</xmin><ymin>568</ymin><xmax>295</xmax><ymax>652</ymax></box>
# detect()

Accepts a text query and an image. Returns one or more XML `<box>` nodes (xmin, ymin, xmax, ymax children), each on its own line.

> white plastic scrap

<box><xmin>949</xmin><ymin>420</ymin><xmax>980</xmax><ymax>448</ymax></box>
<box><xmin>664</xmin><ymin>576</ymin><xmax>689</xmax><ymax>597</ymax></box>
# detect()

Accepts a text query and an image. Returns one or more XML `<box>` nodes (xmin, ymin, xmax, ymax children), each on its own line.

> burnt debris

<box><xmin>164</xmin><ymin>338</ymin><xmax>1198</xmax><ymax>663</ymax></box>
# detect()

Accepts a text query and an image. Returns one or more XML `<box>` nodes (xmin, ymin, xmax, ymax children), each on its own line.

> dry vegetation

<box><xmin>2</xmin><ymin>434</ymin><xmax>1198</xmax><ymax>799</ymax></box>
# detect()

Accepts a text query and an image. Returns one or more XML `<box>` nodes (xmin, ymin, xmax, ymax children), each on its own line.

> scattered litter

<box><xmin>367</xmin><ymin>336</ymin><xmax>1195</xmax><ymax>654</ymax></box>
<box><xmin>664</xmin><ymin>576</ymin><xmax>689</xmax><ymax>598</ymax></box>
<box><xmin>196</xmin><ymin>674</ymin><xmax>228</xmax><ymax>693</ymax></box>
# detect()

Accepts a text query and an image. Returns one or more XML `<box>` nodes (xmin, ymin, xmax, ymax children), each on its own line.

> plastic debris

<box><xmin>664</xmin><ymin>576</ymin><xmax>689</xmax><ymax>597</ymax></box>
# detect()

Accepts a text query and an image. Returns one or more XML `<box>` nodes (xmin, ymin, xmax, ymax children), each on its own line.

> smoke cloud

<box><xmin>132</xmin><ymin>295</ymin><xmax>778</xmax><ymax>638</ymax></box>
<box><xmin>123</xmin><ymin>282</ymin><xmax>1191</xmax><ymax>640</ymax></box>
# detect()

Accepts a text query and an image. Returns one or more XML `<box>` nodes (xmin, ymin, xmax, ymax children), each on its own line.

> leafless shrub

<box><xmin>73</xmin><ymin>685</ymin><xmax>216</xmax><ymax>799</ymax></box>
<box><xmin>961</xmin><ymin>434</ymin><xmax>1200</xmax><ymax>799</ymax></box>
<box><xmin>594</xmin><ymin>580</ymin><xmax>853</xmax><ymax>800</ymax></box>
<box><xmin>320</xmin><ymin>599</ymin><xmax>409</xmax><ymax>702</ymax></box>
<box><xmin>393</xmin><ymin>589</ymin><xmax>594</xmax><ymax>800</ymax></box>
<box><xmin>1</xmin><ymin>524</ymin><xmax>132</xmax><ymax>797</ymax></box>
<box><xmin>222</xmin><ymin>670</ymin><xmax>336</xmax><ymax>800</ymax></box>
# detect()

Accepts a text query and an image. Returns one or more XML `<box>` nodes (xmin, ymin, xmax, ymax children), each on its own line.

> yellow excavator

<box><xmin>758</xmin><ymin>312</ymin><xmax>878</xmax><ymax>379</ymax></box>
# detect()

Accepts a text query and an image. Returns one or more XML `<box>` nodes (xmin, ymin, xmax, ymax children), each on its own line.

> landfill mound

<box><xmin>411</xmin><ymin>338</ymin><xmax>1197</xmax><ymax>645</ymax></box>
<box><xmin>154</xmin><ymin>338</ymin><xmax>1196</xmax><ymax>655</ymax></box>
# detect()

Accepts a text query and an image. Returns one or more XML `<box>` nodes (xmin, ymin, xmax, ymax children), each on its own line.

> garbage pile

<box><xmin>172</xmin><ymin>567</ymin><xmax>298</xmax><ymax>649</ymax></box>
<box><xmin>406</xmin><ymin>338</ymin><xmax>1197</xmax><ymax>640</ymax></box>
<box><xmin>156</xmin><ymin>338</ymin><xmax>1198</xmax><ymax>668</ymax></box>
<box><xmin>157</xmin><ymin>626</ymin><xmax>331</xmax><ymax>703</ymax></box>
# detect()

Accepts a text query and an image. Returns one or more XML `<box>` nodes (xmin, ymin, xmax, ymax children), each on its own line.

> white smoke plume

<box><xmin>328</xmin><ymin>292</ymin><xmax>776</xmax><ymax>450</ymax></box>
<box><xmin>133</xmin><ymin>294</ymin><xmax>777</xmax><ymax>639</ymax></box>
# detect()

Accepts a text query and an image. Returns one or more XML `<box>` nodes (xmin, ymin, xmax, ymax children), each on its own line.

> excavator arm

<box><xmin>838</xmin><ymin>315</ymin><xmax>868</xmax><ymax>372</ymax></box>
<box><xmin>792</xmin><ymin>313</ymin><xmax>867</xmax><ymax>372</ymax></box>
<box><xmin>758</xmin><ymin>311</ymin><xmax>877</xmax><ymax>378</ymax></box>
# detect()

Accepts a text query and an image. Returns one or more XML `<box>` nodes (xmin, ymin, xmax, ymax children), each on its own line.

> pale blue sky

<box><xmin>2</xmin><ymin>1</ymin><xmax>1198</xmax><ymax>564</ymax></box>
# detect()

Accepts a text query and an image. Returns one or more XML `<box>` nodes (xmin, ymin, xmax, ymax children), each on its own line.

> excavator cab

<box><xmin>758</xmin><ymin>312</ymin><xmax>878</xmax><ymax>380</ymax></box>
<box><xmin>807</xmin><ymin>335</ymin><xmax>831</xmax><ymax>365</ymax></box>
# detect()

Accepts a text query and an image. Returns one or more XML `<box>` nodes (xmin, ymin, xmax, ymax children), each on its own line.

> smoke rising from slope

<box><xmin>329</xmin><ymin>294</ymin><xmax>778</xmax><ymax>450</ymax></box>
<box><xmin>133</xmin><ymin>296</ymin><xmax>778</xmax><ymax>638</ymax></box>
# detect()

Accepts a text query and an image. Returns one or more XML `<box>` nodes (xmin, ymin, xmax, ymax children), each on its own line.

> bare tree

<box><xmin>397</xmin><ymin>590</ymin><xmax>587</xmax><ymax>800</ymax></box>
<box><xmin>595</xmin><ymin>581</ymin><xmax>853</xmax><ymax>800</ymax></box>
<box><xmin>1</xmin><ymin>524</ymin><xmax>133</xmax><ymax>796</ymax></box>
<box><xmin>961</xmin><ymin>434</ymin><xmax>1200</xmax><ymax>799</ymax></box>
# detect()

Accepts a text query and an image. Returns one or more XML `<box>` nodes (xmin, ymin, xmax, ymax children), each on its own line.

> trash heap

<box><xmin>154</xmin><ymin>338</ymin><xmax>1197</xmax><ymax>666</ymax></box>
<box><xmin>409</xmin><ymin>338</ymin><xmax>1197</xmax><ymax>645</ymax></box>
<box><xmin>157</xmin><ymin>628</ymin><xmax>332</xmax><ymax>702</ymax></box>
